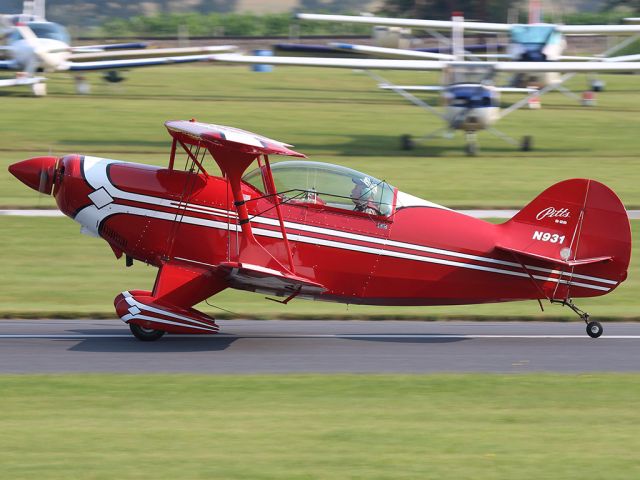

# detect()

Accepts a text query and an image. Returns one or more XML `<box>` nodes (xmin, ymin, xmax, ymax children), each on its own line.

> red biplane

<box><xmin>9</xmin><ymin>120</ymin><xmax>631</xmax><ymax>340</ymax></box>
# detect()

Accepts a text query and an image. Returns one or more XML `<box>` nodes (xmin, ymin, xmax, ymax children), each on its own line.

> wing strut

<box><xmin>262</xmin><ymin>154</ymin><xmax>296</xmax><ymax>272</ymax></box>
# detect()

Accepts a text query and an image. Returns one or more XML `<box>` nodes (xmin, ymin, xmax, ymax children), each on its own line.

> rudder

<box><xmin>497</xmin><ymin>178</ymin><xmax>630</xmax><ymax>297</ymax></box>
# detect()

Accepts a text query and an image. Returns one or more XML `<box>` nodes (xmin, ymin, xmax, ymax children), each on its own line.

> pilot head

<box><xmin>351</xmin><ymin>176</ymin><xmax>377</xmax><ymax>207</ymax></box>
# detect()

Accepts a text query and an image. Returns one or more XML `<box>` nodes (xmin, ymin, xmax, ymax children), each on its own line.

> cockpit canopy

<box><xmin>443</xmin><ymin>63</ymin><xmax>496</xmax><ymax>86</ymax></box>
<box><xmin>7</xmin><ymin>22</ymin><xmax>71</xmax><ymax>44</ymax></box>
<box><xmin>243</xmin><ymin>161</ymin><xmax>396</xmax><ymax>216</ymax></box>
<box><xmin>510</xmin><ymin>25</ymin><xmax>560</xmax><ymax>61</ymax></box>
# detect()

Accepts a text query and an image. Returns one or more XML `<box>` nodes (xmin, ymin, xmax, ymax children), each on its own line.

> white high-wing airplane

<box><xmin>296</xmin><ymin>11</ymin><xmax>640</xmax><ymax>91</ymax></box>
<box><xmin>209</xmin><ymin>51</ymin><xmax>640</xmax><ymax>155</ymax></box>
<box><xmin>0</xmin><ymin>1</ymin><xmax>236</xmax><ymax>96</ymax></box>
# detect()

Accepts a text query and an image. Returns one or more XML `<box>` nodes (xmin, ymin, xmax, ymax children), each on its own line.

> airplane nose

<box><xmin>8</xmin><ymin>156</ymin><xmax>57</xmax><ymax>195</ymax></box>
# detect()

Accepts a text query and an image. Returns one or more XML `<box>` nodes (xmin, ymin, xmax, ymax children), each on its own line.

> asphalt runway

<box><xmin>1</xmin><ymin>319</ymin><xmax>639</xmax><ymax>373</ymax></box>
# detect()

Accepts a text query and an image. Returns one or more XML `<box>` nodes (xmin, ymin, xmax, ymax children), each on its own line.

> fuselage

<box><xmin>442</xmin><ymin>84</ymin><xmax>500</xmax><ymax>131</ymax></box>
<box><xmin>3</xmin><ymin>21</ymin><xmax>71</xmax><ymax>71</ymax></box>
<box><xmin>44</xmin><ymin>154</ymin><xmax>619</xmax><ymax>306</ymax></box>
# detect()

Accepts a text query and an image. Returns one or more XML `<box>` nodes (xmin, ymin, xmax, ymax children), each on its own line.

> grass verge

<box><xmin>1</xmin><ymin>374</ymin><xmax>639</xmax><ymax>479</ymax></box>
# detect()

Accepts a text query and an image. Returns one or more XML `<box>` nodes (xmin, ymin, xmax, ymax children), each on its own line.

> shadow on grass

<box><xmin>296</xmin><ymin>133</ymin><xmax>590</xmax><ymax>157</ymax></box>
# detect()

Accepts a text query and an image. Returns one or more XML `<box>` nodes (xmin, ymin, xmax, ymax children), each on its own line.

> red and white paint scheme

<box><xmin>9</xmin><ymin>120</ymin><xmax>631</xmax><ymax>340</ymax></box>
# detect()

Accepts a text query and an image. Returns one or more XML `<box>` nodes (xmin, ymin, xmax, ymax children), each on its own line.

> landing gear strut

<box><xmin>552</xmin><ymin>298</ymin><xmax>602</xmax><ymax>338</ymax></box>
<box><xmin>464</xmin><ymin>132</ymin><xmax>478</xmax><ymax>156</ymax></box>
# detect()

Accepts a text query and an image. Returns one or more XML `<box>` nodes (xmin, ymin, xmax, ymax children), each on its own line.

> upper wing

<box><xmin>0</xmin><ymin>59</ymin><xmax>17</xmax><ymax>70</ymax></box>
<box><xmin>70</xmin><ymin>42</ymin><xmax>148</xmax><ymax>53</ymax></box>
<box><xmin>296</xmin><ymin>13</ymin><xmax>511</xmax><ymax>33</ymax></box>
<box><xmin>557</xmin><ymin>24</ymin><xmax>640</xmax><ymax>35</ymax></box>
<box><xmin>494</xmin><ymin>60</ymin><xmax>640</xmax><ymax>73</ymax></box>
<box><xmin>69</xmin><ymin>45</ymin><xmax>236</xmax><ymax>62</ymax></box>
<box><xmin>297</xmin><ymin>13</ymin><xmax>640</xmax><ymax>36</ymax></box>
<box><xmin>328</xmin><ymin>42</ymin><xmax>455</xmax><ymax>60</ymax></box>
<box><xmin>209</xmin><ymin>53</ymin><xmax>447</xmax><ymax>71</ymax></box>
<box><xmin>210</xmin><ymin>54</ymin><xmax>640</xmax><ymax>74</ymax></box>
<box><xmin>65</xmin><ymin>53</ymin><xmax>230</xmax><ymax>71</ymax></box>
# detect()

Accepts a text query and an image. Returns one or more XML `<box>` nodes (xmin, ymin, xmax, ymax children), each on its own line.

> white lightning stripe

<box><xmin>122</xmin><ymin>293</ymin><xmax>218</xmax><ymax>330</ymax></box>
<box><xmin>162</xmin><ymin>198</ymin><xmax>617</xmax><ymax>287</ymax></box>
<box><xmin>163</xmin><ymin>200</ymin><xmax>617</xmax><ymax>287</ymax></box>
<box><xmin>122</xmin><ymin>313</ymin><xmax>218</xmax><ymax>332</ymax></box>
<box><xmin>80</xmin><ymin>158</ymin><xmax>617</xmax><ymax>290</ymax></box>
<box><xmin>79</xmin><ymin>202</ymin><xmax>609</xmax><ymax>292</ymax></box>
<box><xmin>251</xmin><ymin>216</ymin><xmax>618</xmax><ymax>286</ymax></box>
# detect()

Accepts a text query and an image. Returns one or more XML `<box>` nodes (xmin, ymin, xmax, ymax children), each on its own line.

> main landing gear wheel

<box><xmin>586</xmin><ymin>321</ymin><xmax>603</xmax><ymax>339</ymax></box>
<box><xmin>129</xmin><ymin>323</ymin><xmax>165</xmax><ymax>342</ymax></box>
<box><xmin>464</xmin><ymin>142</ymin><xmax>478</xmax><ymax>156</ymax></box>
<box><xmin>520</xmin><ymin>135</ymin><xmax>533</xmax><ymax>152</ymax></box>
<box><xmin>400</xmin><ymin>134</ymin><xmax>414</xmax><ymax>151</ymax></box>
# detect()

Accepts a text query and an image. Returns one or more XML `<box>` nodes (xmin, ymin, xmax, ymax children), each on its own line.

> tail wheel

<box><xmin>129</xmin><ymin>323</ymin><xmax>165</xmax><ymax>342</ymax></box>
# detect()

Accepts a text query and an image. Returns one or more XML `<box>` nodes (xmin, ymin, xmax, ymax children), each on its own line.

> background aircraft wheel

<box><xmin>464</xmin><ymin>143</ymin><xmax>478</xmax><ymax>156</ymax></box>
<box><xmin>31</xmin><ymin>83</ymin><xmax>47</xmax><ymax>96</ymax></box>
<box><xmin>586</xmin><ymin>321</ymin><xmax>603</xmax><ymax>338</ymax></box>
<box><xmin>400</xmin><ymin>134</ymin><xmax>414</xmax><ymax>150</ymax></box>
<box><xmin>520</xmin><ymin>136</ymin><xmax>533</xmax><ymax>152</ymax></box>
<box><xmin>129</xmin><ymin>323</ymin><xmax>165</xmax><ymax>341</ymax></box>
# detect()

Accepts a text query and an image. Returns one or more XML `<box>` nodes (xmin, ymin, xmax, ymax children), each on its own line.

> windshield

<box><xmin>26</xmin><ymin>22</ymin><xmax>70</xmax><ymax>43</ymax></box>
<box><xmin>243</xmin><ymin>161</ymin><xmax>395</xmax><ymax>216</ymax></box>
<box><xmin>444</xmin><ymin>63</ymin><xmax>495</xmax><ymax>85</ymax></box>
<box><xmin>510</xmin><ymin>25</ymin><xmax>555</xmax><ymax>46</ymax></box>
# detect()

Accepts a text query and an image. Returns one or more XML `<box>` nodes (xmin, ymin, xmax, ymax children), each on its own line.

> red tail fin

<box><xmin>497</xmin><ymin>179</ymin><xmax>631</xmax><ymax>297</ymax></box>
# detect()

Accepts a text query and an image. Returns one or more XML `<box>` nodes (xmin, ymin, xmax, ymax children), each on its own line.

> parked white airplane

<box><xmin>296</xmin><ymin>11</ymin><xmax>640</xmax><ymax>91</ymax></box>
<box><xmin>0</xmin><ymin>1</ymin><xmax>235</xmax><ymax>95</ymax></box>
<box><xmin>209</xmin><ymin>51</ymin><xmax>640</xmax><ymax>154</ymax></box>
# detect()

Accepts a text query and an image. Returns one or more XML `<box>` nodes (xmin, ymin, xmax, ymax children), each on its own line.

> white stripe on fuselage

<box><xmin>75</xmin><ymin>157</ymin><xmax>615</xmax><ymax>292</ymax></box>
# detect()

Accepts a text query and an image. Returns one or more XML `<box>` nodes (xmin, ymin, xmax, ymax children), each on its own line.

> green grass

<box><xmin>0</xmin><ymin>216</ymin><xmax>637</xmax><ymax>319</ymax></box>
<box><xmin>0</xmin><ymin>374</ymin><xmax>639</xmax><ymax>479</ymax></box>
<box><xmin>1</xmin><ymin>65</ymin><xmax>640</xmax><ymax>208</ymax></box>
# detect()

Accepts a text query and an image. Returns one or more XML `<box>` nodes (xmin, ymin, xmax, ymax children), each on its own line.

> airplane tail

<box><xmin>496</xmin><ymin>179</ymin><xmax>631</xmax><ymax>298</ymax></box>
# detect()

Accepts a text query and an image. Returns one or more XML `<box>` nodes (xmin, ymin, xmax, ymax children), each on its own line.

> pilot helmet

<box><xmin>352</xmin><ymin>176</ymin><xmax>378</xmax><ymax>204</ymax></box>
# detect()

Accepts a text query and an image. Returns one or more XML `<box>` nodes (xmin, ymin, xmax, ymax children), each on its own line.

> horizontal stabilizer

<box><xmin>496</xmin><ymin>245</ymin><xmax>611</xmax><ymax>267</ymax></box>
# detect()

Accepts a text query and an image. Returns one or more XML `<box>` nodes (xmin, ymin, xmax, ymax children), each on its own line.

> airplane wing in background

<box><xmin>210</xmin><ymin>53</ymin><xmax>640</xmax><ymax>74</ymax></box>
<box><xmin>0</xmin><ymin>59</ymin><xmax>17</xmax><ymax>69</ymax></box>
<box><xmin>66</xmin><ymin>49</ymin><xmax>236</xmax><ymax>72</ymax></box>
<box><xmin>296</xmin><ymin>13</ymin><xmax>512</xmax><ymax>33</ymax></box>
<box><xmin>209</xmin><ymin>53</ymin><xmax>447</xmax><ymax>71</ymax></box>
<box><xmin>328</xmin><ymin>42</ymin><xmax>456</xmax><ymax>60</ymax></box>
<box><xmin>296</xmin><ymin>13</ymin><xmax>640</xmax><ymax>36</ymax></box>
<box><xmin>70</xmin><ymin>42</ymin><xmax>148</xmax><ymax>53</ymax></box>
<box><xmin>0</xmin><ymin>75</ymin><xmax>45</xmax><ymax>87</ymax></box>
<box><xmin>69</xmin><ymin>45</ymin><xmax>236</xmax><ymax>62</ymax></box>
